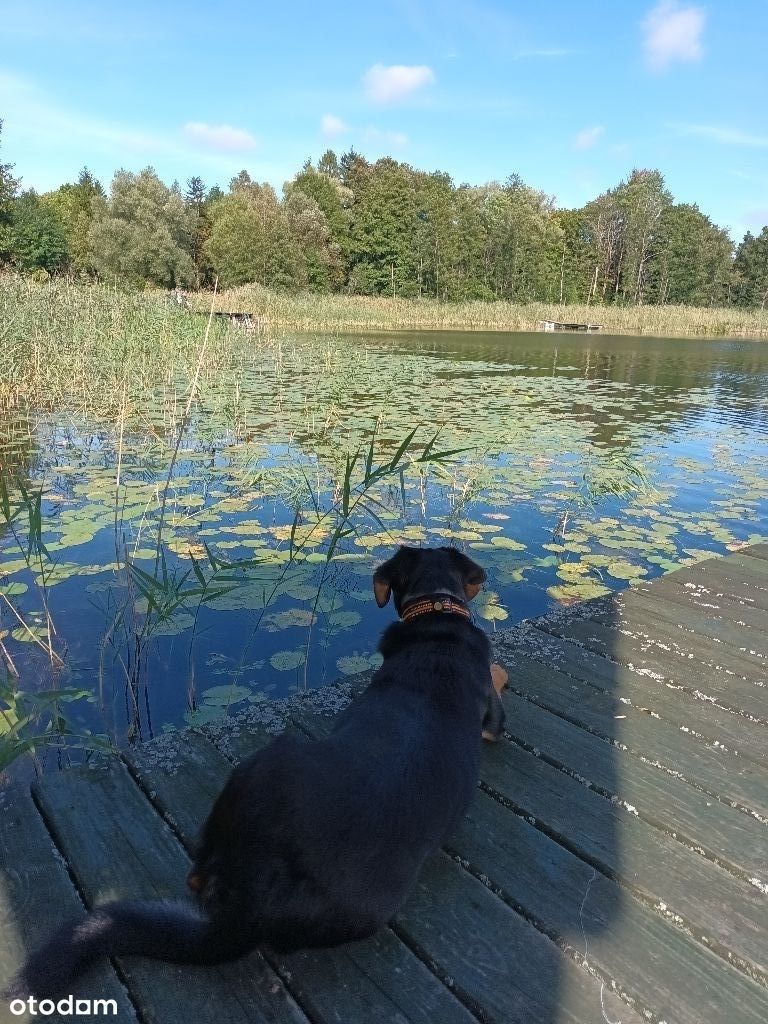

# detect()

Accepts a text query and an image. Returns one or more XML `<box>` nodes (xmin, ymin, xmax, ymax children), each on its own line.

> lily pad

<box><xmin>263</xmin><ymin>608</ymin><xmax>316</xmax><ymax>631</ymax></box>
<box><xmin>489</xmin><ymin>536</ymin><xmax>526</xmax><ymax>550</ymax></box>
<box><xmin>200</xmin><ymin>684</ymin><xmax>252</xmax><ymax>706</ymax></box>
<box><xmin>11</xmin><ymin>625</ymin><xmax>50</xmax><ymax>642</ymax></box>
<box><xmin>475</xmin><ymin>590</ymin><xmax>509</xmax><ymax>622</ymax></box>
<box><xmin>0</xmin><ymin>582</ymin><xmax>28</xmax><ymax>596</ymax></box>
<box><xmin>269</xmin><ymin>649</ymin><xmax>307</xmax><ymax>671</ymax></box>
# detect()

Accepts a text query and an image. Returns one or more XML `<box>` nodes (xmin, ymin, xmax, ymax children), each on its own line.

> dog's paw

<box><xmin>490</xmin><ymin>663</ymin><xmax>508</xmax><ymax>694</ymax></box>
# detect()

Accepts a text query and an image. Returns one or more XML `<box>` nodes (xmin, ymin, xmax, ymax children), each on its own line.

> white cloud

<box><xmin>672</xmin><ymin>123</ymin><xmax>768</xmax><ymax>147</ymax></box>
<box><xmin>183</xmin><ymin>122</ymin><xmax>258</xmax><ymax>153</ymax></box>
<box><xmin>574</xmin><ymin>125</ymin><xmax>605</xmax><ymax>150</ymax></box>
<box><xmin>320</xmin><ymin>114</ymin><xmax>349</xmax><ymax>139</ymax></box>
<box><xmin>363</xmin><ymin>63</ymin><xmax>435</xmax><ymax>104</ymax></box>
<box><xmin>642</xmin><ymin>1</ymin><xmax>705</xmax><ymax>71</ymax></box>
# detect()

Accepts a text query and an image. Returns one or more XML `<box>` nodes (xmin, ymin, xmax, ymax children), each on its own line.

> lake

<box><xmin>1</xmin><ymin>329</ymin><xmax>767</xmax><ymax>760</ymax></box>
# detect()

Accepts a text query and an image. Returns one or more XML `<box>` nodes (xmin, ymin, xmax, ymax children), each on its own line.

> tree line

<box><xmin>1</xmin><ymin>121</ymin><xmax>767</xmax><ymax>307</ymax></box>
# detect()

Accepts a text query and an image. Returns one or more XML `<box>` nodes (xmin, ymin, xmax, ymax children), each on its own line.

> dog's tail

<box><xmin>6</xmin><ymin>899</ymin><xmax>255</xmax><ymax>1001</ymax></box>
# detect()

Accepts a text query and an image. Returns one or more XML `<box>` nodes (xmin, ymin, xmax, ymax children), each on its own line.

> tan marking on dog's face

<box><xmin>186</xmin><ymin>871</ymin><xmax>204</xmax><ymax>893</ymax></box>
<box><xmin>373</xmin><ymin>578</ymin><xmax>391</xmax><ymax>607</ymax></box>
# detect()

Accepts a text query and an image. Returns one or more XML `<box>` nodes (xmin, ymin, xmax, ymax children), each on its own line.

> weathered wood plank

<box><xmin>537</xmin><ymin>615</ymin><xmax>767</xmax><ymax>721</ymax></box>
<box><xmin>294</xmin><ymin>709</ymin><xmax>768</xmax><ymax>1024</ymax></box>
<box><xmin>395</xmin><ymin>852</ymin><xmax>645</xmax><ymax>1024</ymax></box>
<box><xmin>0</xmin><ymin>789</ymin><xmax>137</xmax><ymax>1024</ymax></box>
<box><xmin>744</xmin><ymin>543</ymin><xmax>768</xmax><ymax>562</ymax></box>
<box><xmin>495</xmin><ymin>640</ymin><xmax>768</xmax><ymax>812</ymax></box>
<box><xmin>32</xmin><ymin>761</ymin><xmax>310</xmax><ymax>1024</ymax></box>
<box><xmin>478</xmin><ymin>735</ymin><xmax>768</xmax><ymax>982</ymax></box>
<box><xmin>499</xmin><ymin>689</ymin><xmax>767</xmax><ymax>881</ymax></box>
<box><xmin>605</xmin><ymin>586</ymin><xmax>768</xmax><ymax>658</ymax></box>
<box><xmin>721</xmin><ymin>552</ymin><xmax>768</xmax><ymax>577</ymax></box>
<box><xmin>674</xmin><ymin>556</ymin><xmax>768</xmax><ymax>611</ymax></box>
<box><xmin>126</xmin><ymin>732</ymin><xmax>479</xmax><ymax>1024</ymax></box>
<box><xmin>521</xmin><ymin>618</ymin><xmax>768</xmax><ymax>757</ymax></box>
<box><xmin>579</xmin><ymin>594</ymin><xmax>768</xmax><ymax>683</ymax></box>
<box><xmin>632</xmin><ymin>572</ymin><xmax>768</xmax><ymax>631</ymax></box>
<box><xmin>454</xmin><ymin>790</ymin><xmax>768</xmax><ymax>1024</ymax></box>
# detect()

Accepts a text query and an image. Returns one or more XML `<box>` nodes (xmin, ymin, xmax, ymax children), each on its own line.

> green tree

<box><xmin>89</xmin><ymin>168</ymin><xmax>196</xmax><ymax>288</ymax></box>
<box><xmin>450</xmin><ymin>186</ymin><xmax>494</xmax><ymax>300</ymax></box>
<box><xmin>6</xmin><ymin>191</ymin><xmax>69</xmax><ymax>274</ymax></box>
<box><xmin>42</xmin><ymin>168</ymin><xmax>104</xmax><ymax>276</ymax></box>
<box><xmin>617</xmin><ymin>170</ymin><xmax>673</xmax><ymax>304</ymax></box>
<box><xmin>184</xmin><ymin>175</ymin><xmax>215</xmax><ymax>286</ymax></box>
<box><xmin>317</xmin><ymin>149</ymin><xmax>341</xmax><ymax>180</ymax></box>
<box><xmin>733</xmin><ymin>227</ymin><xmax>768</xmax><ymax>308</ymax></box>
<box><xmin>552</xmin><ymin>209</ymin><xmax>595</xmax><ymax>304</ymax></box>
<box><xmin>347</xmin><ymin>158</ymin><xmax>420</xmax><ymax>296</ymax></box>
<box><xmin>0</xmin><ymin>119</ymin><xmax>20</xmax><ymax>265</ymax></box>
<box><xmin>481</xmin><ymin>177</ymin><xmax>563</xmax><ymax>301</ymax></box>
<box><xmin>290</xmin><ymin>163</ymin><xmax>351</xmax><ymax>271</ymax></box>
<box><xmin>648</xmin><ymin>204</ymin><xmax>732</xmax><ymax>305</ymax></box>
<box><xmin>412</xmin><ymin>170</ymin><xmax>458</xmax><ymax>299</ymax></box>
<box><xmin>204</xmin><ymin>178</ymin><xmax>301</xmax><ymax>289</ymax></box>
<box><xmin>582</xmin><ymin>170</ymin><xmax>673</xmax><ymax>304</ymax></box>
<box><xmin>283</xmin><ymin>187</ymin><xmax>344</xmax><ymax>291</ymax></box>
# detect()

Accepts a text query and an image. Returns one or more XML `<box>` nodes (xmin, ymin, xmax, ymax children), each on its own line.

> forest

<box><xmin>1</xmin><ymin>120</ymin><xmax>767</xmax><ymax>309</ymax></box>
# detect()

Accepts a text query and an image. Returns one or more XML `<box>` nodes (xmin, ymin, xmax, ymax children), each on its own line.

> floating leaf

<box><xmin>263</xmin><ymin>608</ymin><xmax>316</xmax><ymax>631</ymax></box>
<box><xmin>336</xmin><ymin>654</ymin><xmax>375</xmax><ymax>675</ymax></box>
<box><xmin>184</xmin><ymin>705</ymin><xmax>226</xmax><ymax>726</ymax></box>
<box><xmin>0</xmin><ymin>582</ymin><xmax>28</xmax><ymax>596</ymax></box>
<box><xmin>475</xmin><ymin>590</ymin><xmax>509</xmax><ymax>622</ymax></box>
<box><xmin>11</xmin><ymin>625</ymin><xmax>49</xmax><ymax>642</ymax></box>
<box><xmin>489</xmin><ymin>536</ymin><xmax>526</xmax><ymax>550</ymax></box>
<box><xmin>200</xmin><ymin>684</ymin><xmax>252</xmax><ymax>706</ymax></box>
<box><xmin>152</xmin><ymin>612</ymin><xmax>195</xmax><ymax>636</ymax></box>
<box><xmin>269</xmin><ymin>649</ymin><xmax>306</xmax><ymax>671</ymax></box>
<box><xmin>606</xmin><ymin>561</ymin><xmax>649</xmax><ymax>580</ymax></box>
<box><xmin>547</xmin><ymin>581</ymin><xmax>612</xmax><ymax>604</ymax></box>
<box><xmin>322</xmin><ymin>610</ymin><xmax>361</xmax><ymax>631</ymax></box>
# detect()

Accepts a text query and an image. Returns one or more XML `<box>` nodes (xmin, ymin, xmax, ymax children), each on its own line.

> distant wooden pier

<box><xmin>539</xmin><ymin>319</ymin><xmax>603</xmax><ymax>332</ymax></box>
<box><xmin>1</xmin><ymin>545</ymin><xmax>767</xmax><ymax>1023</ymax></box>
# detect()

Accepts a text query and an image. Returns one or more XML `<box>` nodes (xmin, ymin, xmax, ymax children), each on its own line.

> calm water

<box><xmin>1</xmin><ymin>330</ymin><xmax>767</xmax><ymax>751</ymax></box>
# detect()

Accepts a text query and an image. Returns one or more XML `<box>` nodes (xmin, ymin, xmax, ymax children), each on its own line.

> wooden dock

<box><xmin>539</xmin><ymin>319</ymin><xmax>603</xmax><ymax>332</ymax></box>
<box><xmin>1</xmin><ymin>545</ymin><xmax>767</xmax><ymax>1024</ymax></box>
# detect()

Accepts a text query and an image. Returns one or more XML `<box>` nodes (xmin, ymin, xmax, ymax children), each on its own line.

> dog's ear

<box><xmin>373</xmin><ymin>548</ymin><xmax>407</xmax><ymax>607</ymax></box>
<box><xmin>373</xmin><ymin>568</ymin><xmax>392</xmax><ymax>607</ymax></box>
<box><xmin>445</xmin><ymin>548</ymin><xmax>486</xmax><ymax>600</ymax></box>
<box><xmin>373</xmin><ymin>546</ymin><xmax>422</xmax><ymax>607</ymax></box>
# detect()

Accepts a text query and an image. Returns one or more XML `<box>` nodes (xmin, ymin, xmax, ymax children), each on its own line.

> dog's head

<box><xmin>372</xmin><ymin>546</ymin><xmax>486</xmax><ymax>614</ymax></box>
<box><xmin>373</xmin><ymin>547</ymin><xmax>505</xmax><ymax>740</ymax></box>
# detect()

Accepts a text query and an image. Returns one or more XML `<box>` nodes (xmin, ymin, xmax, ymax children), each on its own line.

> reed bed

<box><xmin>3</xmin><ymin>278</ymin><xmax>768</xmax><ymax>413</ymax></box>
<box><xmin>0</xmin><ymin>278</ymin><xmax>244</xmax><ymax>412</ymax></box>
<box><xmin>201</xmin><ymin>283</ymin><xmax>768</xmax><ymax>338</ymax></box>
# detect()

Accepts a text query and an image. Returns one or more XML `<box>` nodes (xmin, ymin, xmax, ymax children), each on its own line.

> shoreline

<box><xmin>188</xmin><ymin>286</ymin><xmax>768</xmax><ymax>340</ymax></box>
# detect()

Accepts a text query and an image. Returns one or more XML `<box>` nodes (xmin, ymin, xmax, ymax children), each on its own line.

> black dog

<box><xmin>9</xmin><ymin>546</ymin><xmax>503</xmax><ymax>999</ymax></box>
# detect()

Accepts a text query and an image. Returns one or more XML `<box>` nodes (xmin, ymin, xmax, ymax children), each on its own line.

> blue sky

<box><xmin>2</xmin><ymin>0</ymin><xmax>766</xmax><ymax>242</ymax></box>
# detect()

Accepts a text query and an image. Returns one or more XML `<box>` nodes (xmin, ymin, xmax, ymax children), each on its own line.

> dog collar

<box><xmin>401</xmin><ymin>595</ymin><xmax>471</xmax><ymax>623</ymax></box>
